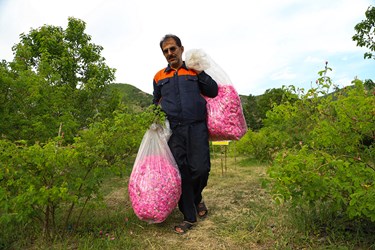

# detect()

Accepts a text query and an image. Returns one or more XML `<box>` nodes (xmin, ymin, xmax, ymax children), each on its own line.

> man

<box><xmin>153</xmin><ymin>34</ymin><xmax>218</xmax><ymax>234</ymax></box>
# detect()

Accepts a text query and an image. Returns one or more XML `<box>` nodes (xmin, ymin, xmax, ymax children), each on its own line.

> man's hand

<box><xmin>147</xmin><ymin>104</ymin><xmax>166</xmax><ymax>125</ymax></box>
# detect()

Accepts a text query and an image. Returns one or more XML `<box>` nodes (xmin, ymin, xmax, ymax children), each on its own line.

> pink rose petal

<box><xmin>205</xmin><ymin>84</ymin><xmax>247</xmax><ymax>141</ymax></box>
<box><xmin>128</xmin><ymin>155</ymin><xmax>181</xmax><ymax>223</ymax></box>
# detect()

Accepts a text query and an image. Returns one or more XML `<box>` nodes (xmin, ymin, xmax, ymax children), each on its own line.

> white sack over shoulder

<box><xmin>186</xmin><ymin>48</ymin><xmax>247</xmax><ymax>141</ymax></box>
<box><xmin>185</xmin><ymin>49</ymin><xmax>211</xmax><ymax>71</ymax></box>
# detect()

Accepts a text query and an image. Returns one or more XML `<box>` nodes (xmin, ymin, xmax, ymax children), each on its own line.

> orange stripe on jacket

<box><xmin>154</xmin><ymin>67</ymin><xmax>197</xmax><ymax>84</ymax></box>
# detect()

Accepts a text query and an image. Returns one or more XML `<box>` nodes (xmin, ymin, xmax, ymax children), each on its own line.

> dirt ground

<box><xmin>104</xmin><ymin>156</ymin><xmax>277</xmax><ymax>250</ymax></box>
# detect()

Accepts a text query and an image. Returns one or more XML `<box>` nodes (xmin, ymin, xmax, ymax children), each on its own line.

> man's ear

<box><xmin>181</xmin><ymin>46</ymin><xmax>184</xmax><ymax>53</ymax></box>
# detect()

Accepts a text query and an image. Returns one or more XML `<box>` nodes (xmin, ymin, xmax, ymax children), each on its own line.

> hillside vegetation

<box><xmin>109</xmin><ymin>83</ymin><xmax>153</xmax><ymax>110</ymax></box>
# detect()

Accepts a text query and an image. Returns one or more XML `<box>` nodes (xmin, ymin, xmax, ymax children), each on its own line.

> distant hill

<box><xmin>109</xmin><ymin>83</ymin><xmax>254</xmax><ymax>113</ymax></box>
<box><xmin>109</xmin><ymin>83</ymin><xmax>153</xmax><ymax>109</ymax></box>
<box><xmin>110</xmin><ymin>83</ymin><xmax>251</xmax><ymax>106</ymax></box>
<box><xmin>239</xmin><ymin>94</ymin><xmax>250</xmax><ymax>107</ymax></box>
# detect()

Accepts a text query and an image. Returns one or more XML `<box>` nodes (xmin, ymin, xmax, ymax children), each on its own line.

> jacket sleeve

<box><xmin>197</xmin><ymin>71</ymin><xmax>218</xmax><ymax>98</ymax></box>
<box><xmin>152</xmin><ymin>79</ymin><xmax>161</xmax><ymax>105</ymax></box>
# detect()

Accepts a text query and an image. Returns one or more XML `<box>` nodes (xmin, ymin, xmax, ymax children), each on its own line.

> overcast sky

<box><xmin>1</xmin><ymin>0</ymin><xmax>374</xmax><ymax>96</ymax></box>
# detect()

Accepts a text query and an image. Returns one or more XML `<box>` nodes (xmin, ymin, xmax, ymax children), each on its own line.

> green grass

<box><xmin>2</xmin><ymin>156</ymin><xmax>375</xmax><ymax>249</ymax></box>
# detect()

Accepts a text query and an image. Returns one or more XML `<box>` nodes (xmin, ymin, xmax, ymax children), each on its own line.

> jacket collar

<box><xmin>164</xmin><ymin>61</ymin><xmax>188</xmax><ymax>72</ymax></box>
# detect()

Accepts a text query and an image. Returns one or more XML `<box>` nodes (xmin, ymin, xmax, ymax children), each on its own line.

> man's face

<box><xmin>161</xmin><ymin>38</ymin><xmax>184</xmax><ymax>70</ymax></box>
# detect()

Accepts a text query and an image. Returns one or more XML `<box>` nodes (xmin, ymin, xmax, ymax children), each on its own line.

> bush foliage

<box><xmin>238</xmin><ymin>64</ymin><xmax>375</xmax><ymax>222</ymax></box>
<box><xmin>0</xmin><ymin>106</ymin><xmax>156</xmax><ymax>242</ymax></box>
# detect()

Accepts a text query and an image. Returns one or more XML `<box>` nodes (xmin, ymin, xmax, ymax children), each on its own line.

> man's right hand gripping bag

<box><xmin>185</xmin><ymin>49</ymin><xmax>247</xmax><ymax>141</ymax></box>
<box><xmin>128</xmin><ymin>123</ymin><xmax>181</xmax><ymax>223</ymax></box>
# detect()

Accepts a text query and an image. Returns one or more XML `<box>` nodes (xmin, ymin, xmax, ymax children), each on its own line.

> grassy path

<box><xmin>98</xmin><ymin>156</ymin><xmax>285</xmax><ymax>250</ymax></box>
<box><xmin>28</xmin><ymin>156</ymin><xmax>374</xmax><ymax>249</ymax></box>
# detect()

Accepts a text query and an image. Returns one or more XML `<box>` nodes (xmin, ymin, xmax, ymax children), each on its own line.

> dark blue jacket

<box><xmin>153</xmin><ymin>62</ymin><xmax>218</xmax><ymax>123</ymax></box>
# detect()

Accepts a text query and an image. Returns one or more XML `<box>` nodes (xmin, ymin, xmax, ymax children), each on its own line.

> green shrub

<box><xmin>0</xmin><ymin>106</ymin><xmax>156</xmax><ymax>246</ymax></box>
<box><xmin>267</xmin><ymin>70</ymin><xmax>375</xmax><ymax>222</ymax></box>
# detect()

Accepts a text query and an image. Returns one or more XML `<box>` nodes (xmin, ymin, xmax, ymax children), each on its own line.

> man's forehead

<box><xmin>162</xmin><ymin>39</ymin><xmax>177</xmax><ymax>47</ymax></box>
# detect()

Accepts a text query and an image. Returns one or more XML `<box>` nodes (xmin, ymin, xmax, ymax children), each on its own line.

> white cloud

<box><xmin>304</xmin><ymin>56</ymin><xmax>324</xmax><ymax>63</ymax></box>
<box><xmin>271</xmin><ymin>67</ymin><xmax>297</xmax><ymax>81</ymax></box>
<box><xmin>1</xmin><ymin>0</ymin><xmax>374</xmax><ymax>96</ymax></box>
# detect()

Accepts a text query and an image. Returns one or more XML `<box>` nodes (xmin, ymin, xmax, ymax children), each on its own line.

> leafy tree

<box><xmin>243</xmin><ymin>88</ymin><xmax>297</xmax><ymax>131</ymax></box>
<box><xmin>364</xmin><ymin>79</ymin><xmax>375</xmax><ymax>91</ymax></box>
<box><xmin>353</xmin><ymin>5</ymin><xmax>375</xmax><ymax>59</ymax></box>
<box><xmin>242</xmin><ymin>94</ymin><xmax>262</xmax><ymax>131</ymax></box>
<box><xmin>0</xmin><ymin>61</ymin><xmax>14</xmax><ymax>137</ymax></box>
<box><xmin>257</xmin><ymin>88</ymin><xmax>286</xmax><ymax>117</ymax></box>
<box><xmin>2</xmin><ymin>17</ymin><xmax>117</xmax><ymax>144</ymax></box>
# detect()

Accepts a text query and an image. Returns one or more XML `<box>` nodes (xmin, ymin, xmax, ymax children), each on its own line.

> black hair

<box><xmin>159</xmin><ymin>34</ymin><xmax>182</xmax><ymax>49</ymax></box>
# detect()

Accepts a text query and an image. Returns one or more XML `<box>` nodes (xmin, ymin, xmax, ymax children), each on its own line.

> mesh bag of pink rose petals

<box><xmin>185</xmin><ymin>49</ymin><xmax>248</xmax><ymax>141</ymax></box>
<box><xmin>128</xmin><ymin>122</ymin><xmax>181</xmax><ymax>223</ymax></box>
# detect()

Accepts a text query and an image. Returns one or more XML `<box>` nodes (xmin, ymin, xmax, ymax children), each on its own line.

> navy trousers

<box><xmin>168</xmin><ymin>120</ymin><xmax>211</xmax><ymax>223</ymax></box>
